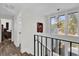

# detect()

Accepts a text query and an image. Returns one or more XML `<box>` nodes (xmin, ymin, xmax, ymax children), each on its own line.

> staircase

<box><xmin>0</xmin><ymin>39</ymin><xmax>33</xmax><ymax>56</ymax></box>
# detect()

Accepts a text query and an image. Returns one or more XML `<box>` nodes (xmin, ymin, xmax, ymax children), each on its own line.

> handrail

<box><xmin>34</xmin><ymin>34</ymin><xmax>79</xmax><ymax>56</ymax></box>
<box><xmin>34</xmin><ymin>34</ymin><xmax>79</xmax><ymax>44</ymax></box>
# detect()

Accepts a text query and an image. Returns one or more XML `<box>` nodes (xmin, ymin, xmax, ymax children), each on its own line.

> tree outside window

<box><xmin>68</xmin><ymin>14</ymin><xmax>78</xmax><ymax>36</ymax></box>
<box><xmin>57</xmin><ymin>16</ymin><xmax>65</xmax><ymax>35</ymax></box>
<box><xmin>50</xmin><ymin>13</ymin><xmax>78</xmax><ymax>36</ymax></box>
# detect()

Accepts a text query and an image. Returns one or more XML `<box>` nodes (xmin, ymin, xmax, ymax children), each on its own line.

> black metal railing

<box><xmin>34</xmin><ymin>35</ymin><xmax>79</xmax><ymax>56</ymax></box>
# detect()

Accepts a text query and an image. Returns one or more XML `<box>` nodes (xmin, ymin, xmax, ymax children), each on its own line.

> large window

<box><xmin>57</xmin><ymin>15</ymin><xmax>66</xmax><ymax>35</ymax></box>
<box><xmin>68</xmin><ymin>13</ymin><xmax>78</xmax><ymax>36</ymax></box>
<box><xmin>50</xmin><ymin>12</ymin><xmax>79</xmax><ymax>36</ymax></box>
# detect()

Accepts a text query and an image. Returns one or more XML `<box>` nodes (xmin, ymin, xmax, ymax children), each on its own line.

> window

<box><xmin>50</xmin><ymin>17</ymin><xmax>57</xmax><ymax>33</ymax></box>
<box><xmin>50</xmin><ymin>12</ymin><xmax>79</xmax><ymax>37</ymax></box>
<box><xmin>57</xmin><ymin>15</ymin><xmax>66</xmax><ymax>35</ymax></box>
<box><xmin>68</xmin><ymin>13</ymin><xmax>78</xmax><ymax>36</ymax></box>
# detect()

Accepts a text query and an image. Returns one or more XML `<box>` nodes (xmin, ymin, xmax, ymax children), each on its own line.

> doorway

<box><xmin>1</xmin><ymin>18</ymin><xmax>12</xmax><ymax>41</ymax></box>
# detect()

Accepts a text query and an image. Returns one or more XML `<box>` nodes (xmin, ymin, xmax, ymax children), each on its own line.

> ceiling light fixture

<box><xmin>57</xmin><ymin>8</ymin><xmax>60</xmax><ymax>11</ymax></box>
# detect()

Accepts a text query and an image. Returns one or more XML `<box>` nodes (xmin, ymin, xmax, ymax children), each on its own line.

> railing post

<box><xmin>45</xmin><ymin>37</ymin><xmax>48</xmax><ymax>56</ymax></box>
<box><xmin>59</xmin><ymin>40</ymin><xmax>61</xmax><ymax>56</ymax></box>
<box><xmin>34</xmin><ymin>35</ymin><xmax>36</xmax><ymax>56</ymax></box>
<box><xmin>37</xmin><ymin>35</ymin><xmax>39</xmax><ymax>56</ymax></box>
<box><xmin>41</xmin><ymin>36</ymin><xmax>43</xmax><ymax>56</ymax></box>
<box><xmin>70</xmin><ymin>42</ymin><xmax>72</xmax><ymax>56</ymax></box>
<box><xmin>51</xmin><ymin>38</ymin><xmax>53</xmax><ymax>56</ymax></box>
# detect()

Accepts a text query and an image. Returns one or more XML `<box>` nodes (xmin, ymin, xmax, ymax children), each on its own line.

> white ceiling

<box><xmin>0</xmin><ymin>3</ymin><xmax>79</xmax><ymax>17</ymax></box>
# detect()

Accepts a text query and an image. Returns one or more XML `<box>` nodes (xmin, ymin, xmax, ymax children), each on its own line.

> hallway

<box><xmin>0</xmin><ymin>3</ymin><xmax>79</xmax><ymax>56</ymax></box>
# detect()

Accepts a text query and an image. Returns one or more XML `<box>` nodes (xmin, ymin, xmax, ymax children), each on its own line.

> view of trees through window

<box><xmin>50</xmin><ymin>13</ymin><xmax>78</xmax><ymax>36</ymax></box>
<box><xmin>68</xmin><ymin>14</ymin><xmax>78</xmax><ymax>36</ymax></box>
<box><xmin>57</xmin><ymin>16</ymin><xmax>65</xmax><ymax>35</ymax></box>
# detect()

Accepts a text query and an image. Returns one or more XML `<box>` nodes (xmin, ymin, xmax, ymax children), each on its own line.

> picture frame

<box><xmin>37</xmin><ymin>22</ymin><xmax>43</xmax><ymax>33</ymax></box>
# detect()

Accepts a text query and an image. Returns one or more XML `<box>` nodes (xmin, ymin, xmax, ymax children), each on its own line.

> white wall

<box><xmin>21</xmin><ymin>15</ymin><xmax>46</xmax><ymax>54</ymax></box>
<box><xmin>13</xmin><ymin>9</ymin><xmax>47</xmax><ymax>54</ymax></box>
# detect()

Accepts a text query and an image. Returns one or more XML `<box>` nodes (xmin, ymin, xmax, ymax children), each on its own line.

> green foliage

<box><xmin>68</xmin><ymin>15</ymin><xmax>77</xmax><ymax>35</ymax></box>
<box><xmin>50</xmin><ymin>24</ymin><xmax>56</xmax><ymax>31</ymax></box>
<box><xmin>57</xmin><ymin>20</ymin><xmax>64</xmax><ymax>33</ymax></box>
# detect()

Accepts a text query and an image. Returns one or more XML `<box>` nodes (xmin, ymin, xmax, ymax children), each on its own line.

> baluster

<box><xmin>51</xmin><ymin>38</ymin><xmax>53</xmax><ymax>56</ymax></box>
<box><xmin>37</xmin><ymin>35</ymin><xmax>39</xmax><ymax>56</ymax></box>
<box><xmin>34</xmin><ymin>35</ymin><xmax>36</xmax><ymax>56</ymax></box>
<box><xmin>41</xmin><ymin>36</ymin><xmax>43</xmax><ymax>56</ymax></box>
<box><xmin>70</xmin><ymin>42</ymin><xmax>72</xmax><ymax>56</ymax></box>
<box><xmin>45</xmin><ymin>37</ymin><xmax>47</xmax><ymax>56</ymax></box>
<box><xmin>59</xmin><ymin>40</ymin><xmax>61</xmax><ymax>55</ymax></box>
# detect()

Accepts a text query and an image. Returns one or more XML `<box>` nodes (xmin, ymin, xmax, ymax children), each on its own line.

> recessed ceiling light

<box><xmin>57</xmin><ymin>8</ymin><xmax>60</xmax><ymax>11</ymax></box>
